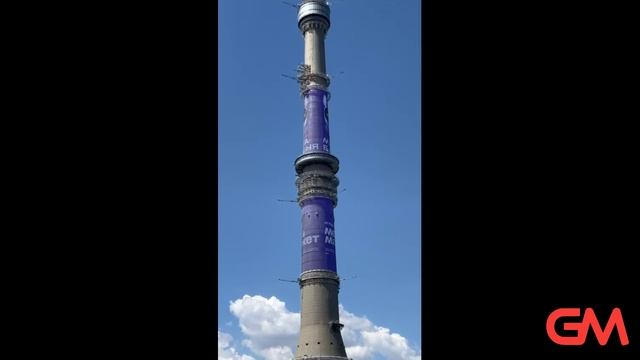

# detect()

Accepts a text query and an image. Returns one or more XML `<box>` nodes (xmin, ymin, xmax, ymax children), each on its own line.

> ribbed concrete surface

<box><xmin>295</xmin><ymin>273</ymin><xmax>347</xmax><ymax>359</ymax></box>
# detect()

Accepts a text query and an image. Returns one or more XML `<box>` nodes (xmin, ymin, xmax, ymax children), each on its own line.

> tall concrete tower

<box><xmin>292</xmin><ymin>1</ymin><xmax>349</xmax><ymax>359</ymax></box>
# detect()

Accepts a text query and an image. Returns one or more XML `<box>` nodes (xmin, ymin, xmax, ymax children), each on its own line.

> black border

<box><xmin>20</xmin><ymin>0</ymin><xmax>638</xmax><ymax>358</ymax></box>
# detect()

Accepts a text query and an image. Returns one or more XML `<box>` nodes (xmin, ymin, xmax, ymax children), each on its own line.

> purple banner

<box><xmin>303</xmin><ymin>89</ymin><xmax>330</xmax><ymax>154</ymax></box>
<box><xmin>301</xmin><ymin>197</ymin><xmax>337</xmax><ymax>272</ymax></box>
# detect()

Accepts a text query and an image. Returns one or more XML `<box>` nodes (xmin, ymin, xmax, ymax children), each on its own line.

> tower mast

<box><xmin>293</xmin><ymin>1</ymin><xmax>349</xmax><ymax>359</ymax></box>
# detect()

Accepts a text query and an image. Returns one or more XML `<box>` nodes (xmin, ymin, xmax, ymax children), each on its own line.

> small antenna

<box><xmin>281</xmin><ymin>1</ymin><xmax>298</xmax><ymax>8</ymax></box>
<box><xmin>276</xmin><ymin>199</ymin><xmax>297</xmax><ymax>203</ymax></box>
<box><xmin>278</xmin><ymin>278</ymin><xmax>299</xmax><ymax>283</ymax></box>
<box><xmin>281</xmin><ymin>74</ymin><xmax>298</xmax><ymax>81</ymax></box>
<box><xmin>341</xmin><ymin>275</ymin><xmax>357</xmax><ymax>281</ymax></box>
<box><xmin>328</xmin><ymin>71</ymin><xmax>345</xmax><ymax>79</ymax></box>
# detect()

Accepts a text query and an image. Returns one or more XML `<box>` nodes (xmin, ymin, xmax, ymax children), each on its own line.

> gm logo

<box><xmin>546</xmin><ymin>308</ymin><xmax>629</xmax><ymax>346</ymax></box>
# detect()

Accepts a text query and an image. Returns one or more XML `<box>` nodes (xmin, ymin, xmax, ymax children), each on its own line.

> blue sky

<box><xmin>219</xmin><ymin>1</ymin><xmax>421</xmax><ymax>358</ymax></box>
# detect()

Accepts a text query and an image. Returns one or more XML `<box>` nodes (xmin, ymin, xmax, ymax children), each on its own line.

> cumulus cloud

<box><xmin>340</xmin><ymin>305</ymin><xmax>421</xmax><ymax>360</ymax></box>
<box><xmin>229</xmin><ymin>295</ymin><xmax>299</xmax><ymax>360</ymax></box>
<box><xmin>218</xmin><ymin>330</ymin><xmax>256</xmax><ymax>360</ymax></box>
<box><xmin>226</xmin><ymin>295</ymin><xmax>420</xmax><ymax>360</ymax></box>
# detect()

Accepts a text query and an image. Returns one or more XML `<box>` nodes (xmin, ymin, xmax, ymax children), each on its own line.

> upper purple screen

<box><xmin>303</xmin><ymin>89</ymin><xmax>330</xmax><ymax>154</ymax></box>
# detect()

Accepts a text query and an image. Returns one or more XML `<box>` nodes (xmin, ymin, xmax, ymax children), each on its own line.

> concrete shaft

<box><xmin>295</xmin><ymin>271</ymin><xmax>348</xmax><ymax>360</ymax></box>
<box><xmin>304</xmin><ymin>28</ymin><xmax>326</xmax><ymax>75</ymax></box>
<box><xmin>295</xmin><ymin>2</ymin><xmax>346</xmax><ymax>359</ymax></box>
<box><xmin>296</xmin><ymin>164</ymin><xmax>339</xmax><ymax>205</ymax></box>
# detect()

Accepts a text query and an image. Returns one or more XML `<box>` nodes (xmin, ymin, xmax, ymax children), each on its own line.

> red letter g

<box><xmin>546</xmin><ymin>308</ymin><xmax>587</xmax><ymax>345</ymax></box>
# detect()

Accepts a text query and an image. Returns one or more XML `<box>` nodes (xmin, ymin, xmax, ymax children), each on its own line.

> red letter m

<box><xmin>583</xmin><ymin>308</ymin><xmax>629</xmax><ymax>346</ymax></box>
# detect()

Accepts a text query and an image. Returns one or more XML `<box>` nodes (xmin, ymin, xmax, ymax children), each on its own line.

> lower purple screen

<box><xmin>301</xmin><ymin>197</ymin><xmax>337</xmax><ymax>272</ymax></box>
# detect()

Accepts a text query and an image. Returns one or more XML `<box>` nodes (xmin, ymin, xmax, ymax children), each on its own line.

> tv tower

<box><xmin>291</xmin><ymin>1</ymin><xmax>349</xmax><ymax>359</ymax></box>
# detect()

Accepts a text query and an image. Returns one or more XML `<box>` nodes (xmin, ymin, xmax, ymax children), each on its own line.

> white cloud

<box><xmin>229</xmin><ymin>295</ymin><xmax>299</xmax><ymax>360</ymax></box>
<box><xmin>339</xmin><ymin>305</ymin><xmax>421</xmax><ymax>360</ymax></box>
<box><xmin>342</xmin><ymin>345</ymin><xmax>372</xmax><ymax>359</ymax></box>
<box><xmin>218</xmin><ymin>330</ymin><xmax>256</xmax><ymax>360</ymax></box>
<box><xmin>227</xmin><ymin>295</ymin><xmax>420</xmax><ymax>360</ymax></box>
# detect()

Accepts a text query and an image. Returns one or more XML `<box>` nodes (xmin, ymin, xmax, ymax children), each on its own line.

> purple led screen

<box><xmin>303</xmin><ymin>89</ymin><xmax>330</xmax><ymax>154</ymax></box>
<box><xmin>301</xmin><ymin>197</ymin><xmax>337</xmax><ymax>272</ymax></box>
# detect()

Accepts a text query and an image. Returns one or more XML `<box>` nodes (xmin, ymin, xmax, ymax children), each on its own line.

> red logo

<box><xmin>546</xmin><ymin>308</ymin><xmax>629</xmax><ymax>346</ymax></box>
